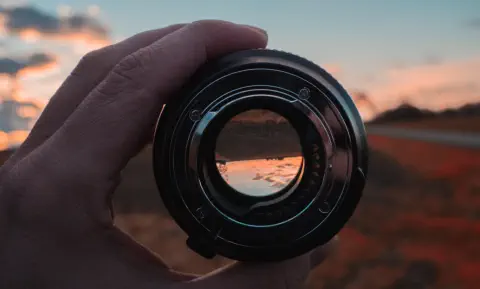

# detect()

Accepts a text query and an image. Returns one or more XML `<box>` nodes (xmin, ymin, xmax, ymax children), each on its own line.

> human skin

<box><xmin>0</xmin><ymin>20</ymin><xmax>336</xmax><ymax>289</ymax></box>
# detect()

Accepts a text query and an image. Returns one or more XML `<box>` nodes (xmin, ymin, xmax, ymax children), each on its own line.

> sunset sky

<box><xmin>1</xmin><ymin>0</ymin><xmax>479</xmax><ymax>123</ymax></box>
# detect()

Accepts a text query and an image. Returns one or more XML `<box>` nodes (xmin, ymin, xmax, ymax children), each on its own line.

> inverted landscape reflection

<box><xmin>216</xmin><ymin>156</ymin><xmax>303</xmax><ymax>197</ymax></box>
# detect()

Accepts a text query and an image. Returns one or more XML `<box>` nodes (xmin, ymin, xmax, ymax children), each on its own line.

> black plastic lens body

<box><xmin>153</xmin><ymin>49</ymin><xmax>368</xmax><ymax>262</ymax></box>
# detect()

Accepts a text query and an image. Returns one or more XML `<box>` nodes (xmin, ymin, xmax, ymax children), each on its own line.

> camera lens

<box><xmin>153</xmin><ymin>49</ymin><xmax>368</xmax><ymax>262</ymax></box>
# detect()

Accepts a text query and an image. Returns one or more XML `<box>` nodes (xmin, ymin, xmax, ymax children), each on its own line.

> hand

<box><xmin>0</xmin><ymin>20</ymin><xmax>336</xmax><ymax>289</ymax></box>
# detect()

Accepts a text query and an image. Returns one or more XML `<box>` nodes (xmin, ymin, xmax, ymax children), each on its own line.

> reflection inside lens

<box><xmin>215</xmin><ymin>109</ymin><xmax>303</xmax><ymax>197</ymax></box>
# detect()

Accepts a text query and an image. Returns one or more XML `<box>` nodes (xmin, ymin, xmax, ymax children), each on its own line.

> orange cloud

<box><xmin>17</xmin><ymin>28</ymin><xmax>111</xmax><ymax>46</ymax></box>
<box><xmin>323</xmin><ymin>63</ymin><xmax>342</xmax><ymax>79</ymax></box>
<box><xmin>0</xmin><ymin>131</ymin><xmax>8</xmax><ymax>151</ymax></box>
<box><xmin>366</xmin><ymin>56</ymin><xmax>480</xmax><ymax>118</ymax></box>
<box><xmin>5</xmin><ymin>130</ymin><xmax>29</xmax><ymax>148</ymax></box>
<box><xmin>5</xmin><ymin>81</ymin><xmax>48</xmax><ymax>108</ymax></box>
<box><xmin>0</xmin><ymin>52</ymin><xmax>58</xmax><ymax>109</ymax></box>
<box><xmin>16</xmin><ymin>105</ymin><xmax>39</xmax><ymax>118</ymax></box>
<box><xmin>1</xmin><ymin>5</ymin><xmax>111</xmax><ymax>46</ymax></box>
<box><xmin>16</xmin><ymin>58</ymin><xmax>59</xmax><ymax>78</ymax></box>
<box><xmin>0</xmin><ymin>73</ymin><xmax>10</xmax><ymax>94</ymax></box>
<box><xmin>0</xmin><ymin>12</ymin><xmax>7</xmax><ymax>37</ymax></box>
<box><xmin>0</xmin><ymin>52</ymin><xmax>57</xmax><ymax>76</ymax></box>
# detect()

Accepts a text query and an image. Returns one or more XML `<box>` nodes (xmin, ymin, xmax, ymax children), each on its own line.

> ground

<box><xmin>1</xmin><ymin>120</ymin><xmax>479</xmax><ymax>288</ymax></box>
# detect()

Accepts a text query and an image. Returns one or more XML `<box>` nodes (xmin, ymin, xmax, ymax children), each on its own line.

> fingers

<box><xmin>40</xmin><ymin>20</ymin><xmax>267</xmax><ymax>181</ymax></box>
<box><xmin>3</xmin><ymin>24</ymin><xmax>186</xmax><ymax>170</ymax></box>
<box><xmin>182</xmin><ymin>238</ymin><xmax>338</xmax><ymax>289</ymax></box>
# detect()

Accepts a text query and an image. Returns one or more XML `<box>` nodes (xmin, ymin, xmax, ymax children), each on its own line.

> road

<box><xmin>367</xmin><ymin>125</ymin><xmax>480</xmax><ymax>149</ymax></box>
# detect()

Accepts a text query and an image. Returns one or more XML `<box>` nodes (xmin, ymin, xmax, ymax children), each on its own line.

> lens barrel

<box><xmin>153</xmin><ymin>49</ymin><xmax>368</xmax><ymax>262</ymax></box>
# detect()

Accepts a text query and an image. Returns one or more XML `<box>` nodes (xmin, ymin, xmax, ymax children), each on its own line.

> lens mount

<box><xmin>153</xmin><ymin>49</ymin><xmax>368</xmax><ymax>262</ymax></box>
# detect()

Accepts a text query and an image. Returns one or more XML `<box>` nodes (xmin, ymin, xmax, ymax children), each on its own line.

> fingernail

<box><xmin>244</xmin><ymin>24</ymin><xmax>268</xmax><ymax>37</ymax></box>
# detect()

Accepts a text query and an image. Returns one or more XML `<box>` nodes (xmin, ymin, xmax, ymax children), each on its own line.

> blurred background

<box><xmin>0</xmin><ymin>0</ymin><xmax>479</xmax><ymax>288</ymax></box>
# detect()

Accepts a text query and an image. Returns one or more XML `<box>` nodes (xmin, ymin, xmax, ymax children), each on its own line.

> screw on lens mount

<box><xmin>153</xmin><ymin>49</ymin><xmax>368</xmax><ymax>262</ymax></box>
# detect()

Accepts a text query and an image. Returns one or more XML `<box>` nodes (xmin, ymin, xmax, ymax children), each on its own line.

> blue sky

<box><xmin>32</xmin><ymin>0</ymin><xmax>480</xmax><ymax>78</ymax></box>
<box><xmin>1</xmin><ymin>0</ymin><xmax>480</xmax><ymax>121</ymax></box>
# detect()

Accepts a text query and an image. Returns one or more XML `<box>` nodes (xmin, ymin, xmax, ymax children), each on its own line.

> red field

<box><xmin>306</xmin><ymin>136</ymin><xmax>480</xmax><ymax>289</ymax></box>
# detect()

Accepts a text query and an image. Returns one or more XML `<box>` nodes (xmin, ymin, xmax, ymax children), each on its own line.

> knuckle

<box><xmin>190</xmin><ymin>19</ymin><xmax>230</xmax><ymax>31</ymax></box>
<box><xmin>189</xmin><ymin>20</ymin><xmax>234</xmax><ymax>38</ymax></box>
<box><xmin>70</xmin><ymin>45</ymin><xmax>115</xmax><ymax>76</ymax></box>
<box><xmin>190</xmin><ymin>19</ymin><xmax>212</xmax><ymax>29</ymax></box>
<box><xmin>100</xmin><ymin>48</ymin><xmax>152</xmax><ymax>93</ymax></box>
<box><xmin>73</xmin><ymin>47</ymin><xmax>111</xmax><ymax>76</ymax></box>
<box><xmin>121</xmin><ymin>46</ymin><xmax>154</xmax><ymax>74</ymax></box>
<box><xmin>188</xmin><ymin>21</ymin><xmax>212</xmax><ymax>37</ymax></box>
<box><xmin>116</xmin><ymin>52</ymin><xmax>144</xmax><ymax>77</ymax></box>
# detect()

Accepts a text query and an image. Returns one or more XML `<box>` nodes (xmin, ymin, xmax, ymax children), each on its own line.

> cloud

<box><xmin>0</xmin><ymin>52</ymin><xmax>57</xmax><ymax>76</ymax></box>
<box><xmin>0</xmin><ymin>72</ymin><xmax>9</xmax><ymax>93</ymax></box>
<box><xmin>0</xmin><ymin>4</ymin><xmax>110</xmax><ymax>45</ymax></box>
<box><xmin>466</xmin><ymin>17</ymin><xmax>480</xmax><ymax>29</ymax></box>
<box><xmin>366</xmin><ymin>56</ymin><xmax>480</xmax><ymax>116</ymax></box>
<box><xmin>86</xmin><ymin>5</ymin><xmax>101</xmax><ymax>17</ymax></box>
<box><xmin>0</xmin><ymin>0</ymin><xmax>28</xmax><ymax>8</ymax></box>
<box><xmin>0</xmin><ymin>56</ymin><xmax>19</xmax><ymax>74</ymax></box>
<box><xmin>0</xmin><ymin>130</ymin><xmax>31</xmax><ymax>149</ymax></box>
<box><xmin>0</xmin><ymin>11</ymin><xmax>7</xmax><ymax>38</ymax></box>
<box><xmin>17</xmin><ymin>52</ymin><xmax>58</xmax><ymax>78</ymax></box>
<box><xmin>323</xmin><ymin>63</ymin><xmax>342</xmax><ymax>79</ymax></box>
<box><xmin>0</xmin><ymin>97</ymin><xmax>41</xmax><ymax>148</ymax></box>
